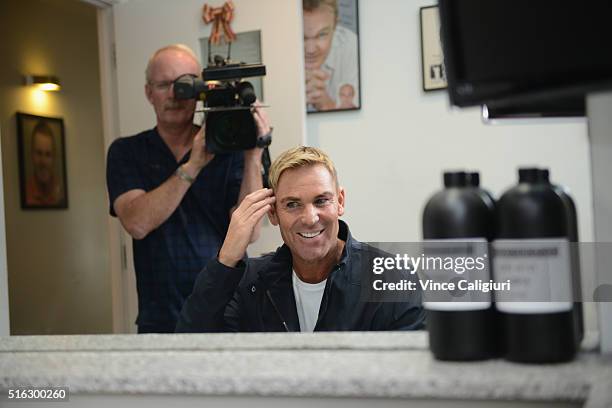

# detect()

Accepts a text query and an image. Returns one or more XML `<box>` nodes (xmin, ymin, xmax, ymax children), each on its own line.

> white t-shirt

<box><xmin>292</xmin><ymin>270</ymin><xmax>327</xmax><ymax>332</ymax></box>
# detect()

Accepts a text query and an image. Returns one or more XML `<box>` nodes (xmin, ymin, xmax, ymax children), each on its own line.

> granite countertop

<box><xmin>1</xmin><ymin>331</ymin><xmax>611</xmax><ymax>406</ymax></box>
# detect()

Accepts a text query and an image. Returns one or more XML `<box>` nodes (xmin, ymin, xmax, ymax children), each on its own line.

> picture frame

<box><xmin>200</xmin><ymin>30</ymin><xmax>264</xmax><ymax>101</ymax></box>
<box><xmin>16</xmin><ymin>112</ymin><xmax>68</xmax><ymax>210</ymax></box>
<box><xmin>420</xmin><ymin>5</ymin><xmax>447</xmax><ymax>91</ymax></box>
<box><xmin>303</xmin><ymin>0</ymin><xmax>361</xmax><ymax>113</ymax></box>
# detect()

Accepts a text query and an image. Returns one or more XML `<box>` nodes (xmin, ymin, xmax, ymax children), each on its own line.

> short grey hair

<box><xmin>145</xmin><ymin>44</ymin><xmax>201</xmax><ymax>82</ymax></box>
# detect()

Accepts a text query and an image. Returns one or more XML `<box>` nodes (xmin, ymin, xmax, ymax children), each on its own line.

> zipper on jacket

<box><xmin>314</xmin><ymin>265</ymin><xmax>340</xmax><ymax>330</ymax></box>
<box><xmin>266</xmin><ymin>289</ymin><xmax>291</xmax><ymax>332</ymax></box>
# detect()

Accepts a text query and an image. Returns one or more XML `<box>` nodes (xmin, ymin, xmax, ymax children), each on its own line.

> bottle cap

<box><xmin>444</xmin><ymin>171</ymin><xmax>468</xmax><ymax>187</ymax></box>
<box><xmin>518</xmin><ymin>167</ymin><xmax>540</xmax><ymax>183</ymax></box>
<box><xmin>539</xmin><ymin>168</ymin><xmax>550</xmax><ymax>183</ymax></box>
<box><xmin>468</xmin><ymin>172</ymin><xmax>480</xmax><ymax>187</ymax></box>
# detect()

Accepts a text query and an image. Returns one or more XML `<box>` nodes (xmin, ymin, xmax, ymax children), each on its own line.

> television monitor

<box><xmin>482</xmin><ymin>97</ymin><xmax>585</xmax><ymax>120</ymax></box>
<box><xmin>438</xmin><ymin>0</ymin><xmax>612</xmax><ymax>114</ymax></box>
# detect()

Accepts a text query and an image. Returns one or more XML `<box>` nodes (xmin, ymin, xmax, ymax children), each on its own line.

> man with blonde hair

<box><xmin>106</xmin><ymin>44</ymin><xmax>271</xmax><ymax>333</ymax></box>
<box><xmin>177</xmin><ymin>146</ymin><xmax>424</xmax><ymax>332</ymax></box>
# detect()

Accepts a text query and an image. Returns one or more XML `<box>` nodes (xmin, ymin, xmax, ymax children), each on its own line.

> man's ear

<box><xmin>268</xmin><ymin>204</ymin><xmax>279</xmax><ymax>226</ymax></box>
<box><xmin>337</xmin><ymin>186</ymin><xmax>345</xmax><ymax>217</ymax></box>
<box><xmin>145</xmin><ymin>83</ymin><xmax>153</xmax><ymax>105</ymax></box>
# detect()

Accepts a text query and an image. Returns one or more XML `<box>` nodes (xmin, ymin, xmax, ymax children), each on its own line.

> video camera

<box><xmin>173</xmin><ymin>54</ymin><xmax>270</xmax><ymax>154</ymax></box>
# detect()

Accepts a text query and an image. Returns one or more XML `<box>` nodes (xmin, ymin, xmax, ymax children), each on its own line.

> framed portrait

<box><xmin>16</xmin><ymin>112</ymin><xmax>68</xmax><ymax>210</ymax></box>
<box><xmin>303</xmin><ymin>0</ymin><xmax>361</xmax><ymax>113</ymax></box>
<box><xmin>420</xmin><ymin>5</ymin><xmax>447</xmax><ymax>91</ymax></box>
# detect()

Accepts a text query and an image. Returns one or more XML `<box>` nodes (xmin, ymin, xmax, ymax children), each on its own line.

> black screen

<box><xmin>439</xmin><ymin>0</ymin><xmax>612</xmax><ymax>108</ymax></box>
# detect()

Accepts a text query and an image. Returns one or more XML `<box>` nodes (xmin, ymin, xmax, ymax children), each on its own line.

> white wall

<box><xmin>306</xmin><ymin>0</ymin><xmax>596</xmax><ymax>327</ymax></box>
<box><xmin>112</xmin><ymin>0</ymin><xmax>306</xmax><ymax>255</ymax></box>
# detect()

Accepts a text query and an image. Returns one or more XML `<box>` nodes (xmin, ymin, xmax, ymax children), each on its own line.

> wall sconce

<box><xmin>23</xmin><ymin>75</ymin><xmax>61</xmax><ymax>91</ymax></box>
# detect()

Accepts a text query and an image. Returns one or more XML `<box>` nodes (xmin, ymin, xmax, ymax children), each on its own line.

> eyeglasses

<box><xmin>148</xmin><ymin>80</ymin><xmax>173</xmax><ymax>92</ymax></box>
<box><xmin>148</xmin><ymin>74</ymin><xmax>198</xmax><ymax>93</ymax></box>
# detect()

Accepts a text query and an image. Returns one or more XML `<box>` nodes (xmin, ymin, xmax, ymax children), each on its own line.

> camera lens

<box><xmin>173</xmin><ymin>74</ymin><xmax>206</xmax><ymax>100</ymax></box>
<box><xmin>237</xmin><ymin>81</ymin><xmax>256</xmax><ymax>106</ymax></box>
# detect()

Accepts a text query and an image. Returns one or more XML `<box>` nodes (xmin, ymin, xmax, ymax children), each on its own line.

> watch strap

<box><xmin>175</xmin><ymin>165</ymin><xmax>195</xmax><ymax>184</ymax></box>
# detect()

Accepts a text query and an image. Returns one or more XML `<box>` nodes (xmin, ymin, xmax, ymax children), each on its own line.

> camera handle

<box><xmin>261</xmin><ymin>146</ymin><xmax>272</xmax><ymax>189</ymax></box>
<box><xmin>256</xmin><ymin>127</ymin><xmax>272</xmax><ymax>188</ymax></box>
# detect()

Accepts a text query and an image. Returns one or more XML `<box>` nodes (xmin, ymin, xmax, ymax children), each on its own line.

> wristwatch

<box><xmin>256</xmin><ymin>127</ymin><xmax>273</xmax><ymax>148</ymax></box>
<box><xmin>175</xmin><ymin>165</ymin><xmax>195</xmax><ymax>184</ymax></box>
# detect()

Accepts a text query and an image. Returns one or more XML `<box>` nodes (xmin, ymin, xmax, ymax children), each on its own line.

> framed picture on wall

<box><xmin>303</xmin><ymin>0</ymin><xmax>361</xmax><ymax>113</ymax></box>
<box><xmin>16</xmin><ymin>113</ymin><xmax>68</xmax><ymax>210</ymax></box>
<box><xmin>200</xmin><ymin>30</ymin><xmax>264</xmax><ymax>100</ymax></box>
<box><xmin>420</xmin><ymin>5</ymin><xmax>447</xmax><ymax>91</ymax></box>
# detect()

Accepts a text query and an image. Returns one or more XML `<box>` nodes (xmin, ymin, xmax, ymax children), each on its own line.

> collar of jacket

<box><xmin>256</xmin><ymin>219</ymin><xmax>354</xmax><ymax>288</ymax></box>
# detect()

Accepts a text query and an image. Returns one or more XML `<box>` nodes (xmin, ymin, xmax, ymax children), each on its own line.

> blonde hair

<box><xmin>268</xmin><ymin>146</ymin><xmax>339</xmax><ymax>191</ymax></box>
<box><xmin>145</xmin><ymin>44</ymin><xmax>201</xmax><ymax>82</ymax></box>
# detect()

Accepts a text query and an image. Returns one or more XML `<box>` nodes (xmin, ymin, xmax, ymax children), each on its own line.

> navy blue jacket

<box><xmin>176</xmin><ymin>221</ymin><xmax>425</xmax><ymax>332</ymax></box>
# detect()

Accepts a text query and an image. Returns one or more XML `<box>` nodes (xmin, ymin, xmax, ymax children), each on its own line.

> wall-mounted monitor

<box><xmin>438</xmin><ymin>0</ymin><xmax>612</xmax><ymax>116</ymax></box>
<box><xmin>482</xmin><ymin>97</ymin><xmax>585</xmax><ymax>120</ymax></box>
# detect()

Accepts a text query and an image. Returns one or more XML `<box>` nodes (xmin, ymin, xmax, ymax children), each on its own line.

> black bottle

<box><xmin>540</xmin><ymin>169</ymin><xmax>583</xmax><ymax>347</ymax></box>
<box><xmin>422</xmin><ymin>171</ymin><xmax>498</xmax><ymax>361</ymax></box>
<box><xmin>494</xmin><ymin>168</ymin><xmax>577</xmax><ymax>363</ymax></box>
<box><xmin>468</xmin><ymin>172</ymin><xmax>496</xmax><ymax>210</ymax></box>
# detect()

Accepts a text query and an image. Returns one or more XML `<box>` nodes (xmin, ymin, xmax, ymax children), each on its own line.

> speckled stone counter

<box><xmin>1</xmin><ymin>332</ymin><xmax>610</xmax><ymax>407</ymax></box>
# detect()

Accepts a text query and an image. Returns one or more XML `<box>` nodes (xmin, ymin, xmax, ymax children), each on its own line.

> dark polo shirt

<box><xmin>106</xmin><ymin>127</ymin><xmax>243</xmax><ymax>331</ymax></box>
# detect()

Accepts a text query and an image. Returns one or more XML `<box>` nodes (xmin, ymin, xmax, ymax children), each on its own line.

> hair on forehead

<box><xmin>145</xmin><ymin>44</ymin><xmax>201</xmax><ymax>82</ymax></box>
<box><xmin>268</xmin><ymin>146</ymin><xmax>339</xmax><ymax>191</ymax></box>
<box><xmin>303</xmin><ymin>0</ymin><xmax>338</xmax><ymax>18</ymax></box>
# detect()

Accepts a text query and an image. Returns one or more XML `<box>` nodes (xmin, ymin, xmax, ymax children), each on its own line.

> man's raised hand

<box><xmin>305</xmin><ymin>69</ymin><xmax>335</xmax><ymax>110</ymax></box>
<box><xmin>218</xmin><ymin>188</ymin><xmax>276</xmax><ymax>267</ymax></box>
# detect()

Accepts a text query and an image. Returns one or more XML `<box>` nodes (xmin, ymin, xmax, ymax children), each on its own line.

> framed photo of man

<box><xmin>16</xmin><ymin>113</ymin><xmax>68</xmax><ymax>209</ymax></box>
<box><xmin>303</xmin><ymin>0</ymin><xmax>361</xmax><ymax>113</ymax></box>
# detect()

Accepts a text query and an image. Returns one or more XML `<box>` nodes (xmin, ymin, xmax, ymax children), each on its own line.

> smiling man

<box><xmin>176</xmin><ymin>146</ymin><xmax>424</xmax><ymax>332</ymax></box>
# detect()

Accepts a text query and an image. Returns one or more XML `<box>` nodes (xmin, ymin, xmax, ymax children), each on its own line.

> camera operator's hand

<box><xmin>253</xmin><ymin>101</ymin><xmax>271</xmax><ymax>137</ymax></box>
<box><xmin>246</xmin><ymin>101</ymin><xmax>271</xmax><ymax>163</ymax></box>
<box><xmin>219</xmin><ymin>188</ymin><xmax>276</xmax><ymax>267</ymax></box>
<box><xmin>306</xmin><ymin>69</ymin><xmax>336</xmax><ymax>111</ymax></box>
<box><xmin>184</xmin><ymin>126</ymin><xmax>215</xmax><ymax>176</ymax></box>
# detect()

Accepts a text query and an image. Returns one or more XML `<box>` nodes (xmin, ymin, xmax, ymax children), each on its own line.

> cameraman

<box><xmin>106</xmin><ymin>44</ymin><xmax>270</xmax><ymax>333</ymax></box>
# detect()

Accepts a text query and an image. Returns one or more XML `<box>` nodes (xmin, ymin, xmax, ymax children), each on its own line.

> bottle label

<box><xmin>493</xmin><ymin>238</ymin><xmax>572</xmax><ymax>314</ymax></box>
<box><xmin>422</xmin><ymin>238</ymin><xmax>492</xmax><ymax>311</ymax></box>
